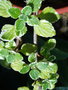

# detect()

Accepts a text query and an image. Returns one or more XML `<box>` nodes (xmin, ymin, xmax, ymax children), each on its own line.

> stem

<box><xmin>15</xmin><ymin>37</ymin><xmax>22</xmax><ymax>52</ymax></box>
<box><xmin>33</xmin><ymin>12</ymin><xmax>38</xmax><ymax>62</ymax></box>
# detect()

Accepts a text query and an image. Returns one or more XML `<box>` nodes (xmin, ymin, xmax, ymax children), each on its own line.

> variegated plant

<box><xmin>0</xmin><ymin>0</ymin><xmax>60</xmax><ymax>90</ymax></box>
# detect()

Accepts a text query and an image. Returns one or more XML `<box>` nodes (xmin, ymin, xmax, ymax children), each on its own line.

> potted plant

<box><xmin>0</xmin><ymin>0</ymin><xmax>66</xmax><ymax>90</ymax></box>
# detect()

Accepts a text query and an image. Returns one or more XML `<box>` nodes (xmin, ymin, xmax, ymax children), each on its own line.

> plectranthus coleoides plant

<box><xmin>0</xmin><ymin>0</ymin><xmax>60</xmax><ymax>90</ymax></box>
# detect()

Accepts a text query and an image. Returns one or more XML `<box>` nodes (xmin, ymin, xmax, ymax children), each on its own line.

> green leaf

<box><xmin>39</xmin><ymin>71</ymin><xmax>51</xmax><ymax>79</ymax></box>
<box><xmin>29</xmin><ymin>62</ymin><xmax>37</xmax><ymax>69</ymax></box>
<box><xmin>38</xmin><ymin>7</ymin><xmax>60</xmax><ymax>23</ymax></box>
<box><xmin>0</xmin><ymin>41</ymin><xmax>4</xmax><ymax>49</ymax></box>
<box><xmin>36</xmin><ymin>62</ymin><xmax>48</xmax><ymax>71</ymax></box>
<box><xmin>27</xmin><ymin>0</ymin><xmax>43</xmax><ymax>12</ymax></box>
<box><xmin>11</xmin><ymin>60</ymin><xmax>24</xmax><ymax>71</ymax></box>
<box><xmin>0</xmin><ymin>49</ymin><xmax>9</xmax><ymax>58</ymax></box>
<box><xmin>17</xmin><ymin>86</ymin><xmax>29</xmax><ymax>90</ymax></box>
<box><xmin>0</xmin><ymin>60</ymin><xmax>10</xmax><ymax>69</ymax></box>
<box><xmin>19</xmin><ymin>14</ymin><xmax>28</xmax><ymax>22</ymax></box>
<box><xmin>47</xmin><ymin>55</ymin><xmax>56</xmax><ymax>61</ymax></box>
<box><xmin>29</xmin><ymin>69</ymin><xmax>40</xmax><ymax>80</ymax></box>
<box><xmin>0</xmin><ymin>24</ymin><xmax>16</xmax><ymax>41</ymax></box>
<box><xmin>21</xmin><ymin>6</ymin><xmax>32</xmax><ymax>16</ymax></box>
<box><xmin>47</xmin><ymin>62</ymin><xmax>58</xmax><ymax>74</ymax></box>
<box><xmin>20</xmin><ymin>65</ymin><xmax>30</xmax><ymax>74</ymax></box>
<box><xmin>51</xmin><ymin>48</ymin><xmax>68</xmax><ymax>60</ymax></box>
<box><xmin>15</xmin><ymin>25</ymin><xmax>27</xmax><ymax>37</ymax></box>
<box><xmin>8</xmin><ymin>7</ymin><xmax>21</xmax><ymax>19</ymax></box>
<box><xmin>15</xmin><ymin>19</ymin><xmax>25</xmax><ymax>30</ymax></box>
<box><xmin>5</xmin><ymin>40</ymin><xmax>16</xmax><ymax>50</ymax></box>
<box><xmin>0</xmin><ymin>1</ymin><xmax>12</xmax><ymax>17</ymax></box>
<box><xmin>20</xmin><ymin>43</ymin><xmax>37</xmax><ymax>56</ymax></box>
<box><xmin>6</xmin><ymin>53</ymin><xmax>23</xmax><ymax>63</ymax></box>
<box><xmin>40</xmin><ymin>39</ymin><xmax>56</xmax><ymax>56</ymax></box>
<box><xmin>27</xmin><ymin>15</ymin><xmax>40</xmax><ymax>26</ymax></box>
<box><xmin>42</xmin><ymin>82</ymin><xmax>49</xmax><ymax>90</ymax></box>
<box><xmin>34</xmin><ymin>20</ymin><xmax>56</xmax><ymax>38</ymax></box>
<box><xmin>28</xmin><ymin>53</ymin><xmax>36</xmax><ymax>62</ymax></box>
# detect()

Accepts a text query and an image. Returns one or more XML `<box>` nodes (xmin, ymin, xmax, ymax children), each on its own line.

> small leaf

<box><xmin>39</xmin><ymin>71</ymin><xmax>51</xmax><ymax>79</ymax></box>
<box><xmin>28</xmin><ymin>53</ymin><xmax>36</xmax><ymax>62</ymax></box>
<box><xmin>0</xmin><ymin>49</ymin><xmax>9</xmax><ymax>58</ymax></box>
<box><xmin>29</xmin><ymin>62</ymin><xmax>37</xmax><ymax>69</ymax></box>
<box><xmin>0</xmin><ymin>41</ymin><xmax>4</xmax><ymax>49</ymax></box>
<box><xmin>48</xmin><ymin>55</ymin><xmax>56</xmax><ymax>61</ymax></box>
<box><xmin>19</xmin><ymin>14</ymin><xmax>28</xmax><ymax>22</ymax></box>
<box><xmin>6</xmin><ymin>53</ymin><xmax>23</xmax><ymax>63</ymax></box>
<box><xmin>8</xmin><ymin>7</ymin><xmax>21</xmax><ymax>19</ymax></box>
<box><xmin>15</xmin><ymin>25</ymin><xmax>27</xmax><ymax>37</ymax></box>
<box><xmin>36</xmin><ymin>62</ymin><xmax>48</xmax><ymax>71</ymax></box>
<box><xmin>17</xmin><ymin>86</ymin><xmax>29</xmax><ymax>90</ymax></box>
<box><xmin>27</xmin><ymin>0</ymin><xmax>43</xmax><ymax>12</ymax></box>
<box><xmin>20</xmin><ymin>43</ymin><xmax>37</xmax><ymax>56</ymax></box>
<box><xmin>5</xmin><ymin>40</ymin><xmax>16</xmax><ymax>50</ymax></box>
<box><xmin>47</xmin><ymin>62</ymin><xmax>58</xmax><ymax>74</ymax></box>
<box><xmin>20</xmin><ymin>65</ymin><xmax>30</xmax><ymax>74</ymax></box>
<box><xmin>21</xmin><ymin>6</ymin><xmax>32</xmax><ymax>16</ymax></box>
<box><xmin>34</xmin><ymin>20</ymin><xmax>56</xmax><ymax>38</ymax></box>
<box><xmin>42</xmin><ymin>82</ymin><xmax>49</xmax><ymax>90</ymax></box>
<box><xmin>29</xmin><ymin>69</ymin><xmax>40</xmax><ymax>80</ymax></box>
<box><xmin>38</xmin><ymin>7</ymin><xmax>60</xmax><ymax>23</ymax></box>
<box><xmin>27</xmin><ymin>15</ymin><xmax>40</xmax><ymax>26</ymax></box>
<box><xmin>40</xmin><ymin>39</ymin><xmax>56</xmax><ymax>56</ymax></box>
<box><xmin>0</xmin><ymin>60</ymin><xmax>10</xmax><ymax>69</ymax></box>
<box><xmin>0</xmin><ymin>24</ymin><xmax>16</xmax><ymax>41</ymax></box>
<box><xmin>11</xmin><ymin>60</ymin><xmax>24</xmax><ymax>71</ymax></box>
<box><xmin>0</xmin><ymin>1</ymin><xmax>12</xmax><ymax>17</ymax></box>
<box><xmin>15</xmin><ymin>19</ymin><xmax>25</xmax><ymax>30</ymax></box>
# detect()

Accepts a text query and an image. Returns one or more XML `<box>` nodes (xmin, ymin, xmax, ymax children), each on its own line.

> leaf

<box><xmin>0</xmin><ymin>24</ymin><xmax>16</xmax><ymax>41</ymax></box>
<box><xmin>19</xmin><ymin>14</ymin><xmax>28</xmax><ymax>22</ymax></box>
<box><xmin>8</xmin><ymin>7</ymin><xmax>21</xmax><ymax>19</ymax></box>
<box><xmin>28</xmin><ymin>53</ymin><xmax>36</xmax><ymax>62</ymax></box>
<box><xmin>34</xmin><ymin>20</ymin><xmax>56</xmax><ymax>38</ymax></box>
<box><xmin>29</xmin><ymin>62</ymin><xmax>37</xmax><ymax>69</ymax></box>
<box><xmin>47</xmin><ymin>62</ymin><xmax>58</xmax><ymax>74</ymax></box>
<box><xmin>15</xmin><ymin>25</ymin><xmax>27</xmax><ymax>37</ymax></box>
<box><xmin>39</xmin><ymin>72</ymin><xmax>51</xmax><ymax>79</ymax></box>
<box><xmin>27</xmin><ymin>15</ymin><xmax>40</xmax><ymax>26</ymax></box>
<box><xmin>0</xmin><ymin>41</ymin><xmax>4</xmax><ymax>49</ymax></box>
<box><xmin>5</xmin><ymin>40</ymin><xmax>16</xmax><ymax>50</ymax></box>
<box><xmin>0</xmin><ymin>1</ymin><xmax>12</xmax><ymax>17</ymax></box>
<box><xmin>21</xmin><ymin>6</ymin><xmax>32</xmax><ymax>16</ymax></box>
<box><xmin>51</xmin><ymin>48</ymin><xmax>68</xmax><ymax>60</ymax></box>
<box><xmin>17</xmin><ymin>86</ymin><xmax>29</xmax><ymax>90</ymax></box>
<box><xmin>40</xmin><ymin>39</ymin><xmax>56</xmax><ymax>56</ymax></box>
<box><xmin>20</xmin><ymin>43</ymin><xmax>37</xmax><ymax>56</ymax></box>
<box><xmin>36</xmin><ymin>62</ymin><xmax>48</xmax><ymax>71</ymax></box>
<box><xmin>42</xmin><ymin>82</ymin><xmax>49</xmax><ymax>90</ymax></box>
<box><xmin>27</xmin><ymin>0</ymin><xmax>43</xmax><ymax>12</ymax></box>
<box><xmin>20</xmin><ymin>65</ymin><xmax>30</xmax><ymax>74</ymax></box>
<box><xmin>15</xmin><ymin>19</ymin><xmax>25</xmax><ymax>31</ymax></box>
<box><xmin>6</xmin><ymin>53</ymin><xmax>23</xmax><ymax>63</ymax></box>
<box><xmin>0</xmin><ymin>49</ymin><xmax>9</xmax><ymax>59</ymax></box>
<box><xmin>11</xmin><ymin>60</ymin><xmax>24</xmax><ymax>71</ymax></box>
<box><xmin>29</xmin><ymin>69</ymin><xmax>40</xmax><ymax>80</ymax></box>
<box><xmin>0</xmin><ymin>60</ymin><xmax>10</xmax><ymax>69</ymax></box>
<box><xmin>47</xmin><ymin>55</ymin><xmax>56</xmax><ymax>61</ymax></box>
<box><xmin>38</xmin><ymin>7</ymin><xmax>60</xmax><ymax>23</ymax></box>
